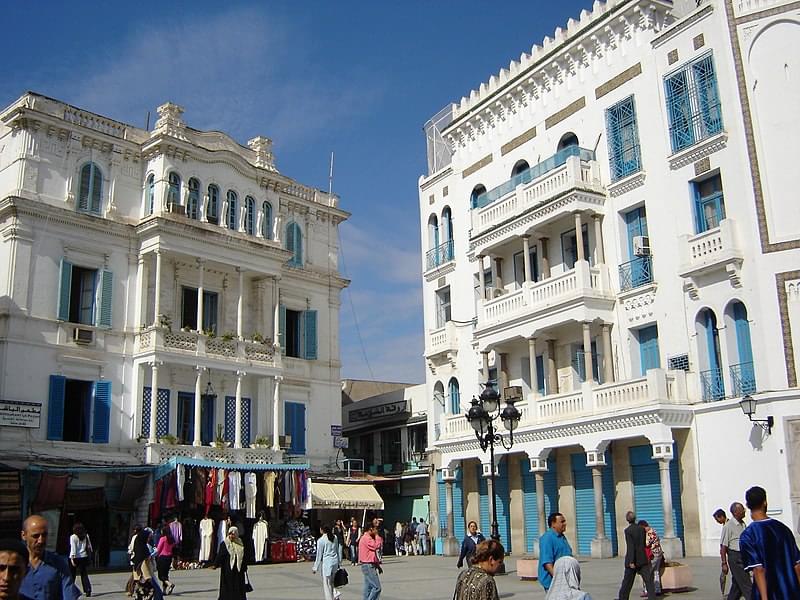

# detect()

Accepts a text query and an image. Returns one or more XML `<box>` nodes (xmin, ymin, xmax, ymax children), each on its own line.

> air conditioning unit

<box><xmin>279</xmin><ymin>435</ymin><xmax>292</xmax><ymax>449</ymax></box>
<box><xmin>633</xmin><ymin>235</ymin><xmax>651</xmax><ymax>256</ymax></box>
<box><xmin>485</xmin><ymin>286</ymin><xmax>504</xmax><ymax>300</ymax></box>
<box><xmin>73</xmin><ymin>327</ymin><xmax>94</xmax><ymax>345</ymax></box>
<box><xmin>167</xmin><ymin>203</ymin><xmax>185</xmax><ymax>215</ymax></box>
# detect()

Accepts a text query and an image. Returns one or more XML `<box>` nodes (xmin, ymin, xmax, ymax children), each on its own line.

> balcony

<box><xmin>476</xmin><ymin>261</ymin><xmax>614</xmax><ymax>338</ymax></box>
<box><xmin>135</xmin><ymin>326</ymin><xmax>278</xmax><ymax>369</ymax></box>
<box><xmin>438</xmin><ymin>369</ymin><xmax>688</xmax><ymax>441</ymax></box>
<box><xmin>678</xmin><ymin>219</ymin><xmax>743</xmax><ymax>290</ymax></box>
<box><xmin>470</xmin><ymin>148</ymin><xmax>605</xmax><ymax>241</ymax></box>
<box><xmin>730</xmin><ymin>362</ymin><xmax>756</xmax><ymax>398</ymax></box>
<box><xmin>142</xmin><ymin>440</ymin><xmax>283</xmax><ymax>465</ymax></box>
<box><xmin>425</xmin><ymin>239</ymin><xmax>454</xmax><ymax>271</ymax></box>
<box><xmin>700</xmin><ymin>367</ymin><xmax>725</xmax><ymax>402</ymax></box>
<box><xmin>425</xmin><ymin>321</ymin><xmax>459</xmax><ymax>359</ymax></box>
<box><xmin>618</xmin><ymin>256</ymin><xmax>653</xmax><ymax>292</ymax></box>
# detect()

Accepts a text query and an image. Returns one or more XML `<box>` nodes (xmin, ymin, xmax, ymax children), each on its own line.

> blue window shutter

<box><xmin>201</xmin><ymin>395</ymin><xmax>215</xmax><ymax>444</ymax></box>
<box><xmin>156</xmin><ymin>389</ymin><xmax>170</xmax><ymax>437</ymax></box>
<box><xmin>303</xmin><ymin>310</ymin><xmax>318</xmax><ymax>360</ymax></box>
<box><xmin>96</xmin><ymin>270</ymin><xmax>113</xmax><ymax>328</ymax></box>
<box><xmin>78</xmin><ymin>164</ymin><xmax>91</xmax><ymax>212</ymax></box>
<box><xmin>242</xmin><ymin>397</ymin><xmax>251</xmax><ymax>446</ymax></box>
<box><xmin>639</xmin><ymin>325</ymin><xmax>660</xmax><ymax>375</ymax></box>
<box><xmin>92</xmin><ymin>380</ymin><xmax>111</xmax><ymax>443</ymax></box>
<box><xmin>448</xmin><ymin>379</ymin><xmax>460</xmax><ymax>414</ymax></box>
<box><xmin>284</xmin><ymin>402</ymin><xmax>306</xmax><ymax>454</ymax></box>
<box><xmin>91</xmin><ymin>165</ymin><xmax>102</xmax><ymax>214</ymax></box>
<box><xmin>705</xmin><ymin>310</ymin><xmax>719</xmax><ymax>372</ymax></box>
<box><xmin>286</xmin><ymin>223</ymin><xmax>303</xmax><ymax>266</ymax></box>
<box><xmin>279</xmin><ymin>304</ymin><xmax>286</xmax><ymax>349</ymax></box>
<box><xmin>693</xmin><ymin>55</ymin><xmax>722</xmax><ymax>137</ymax></box>
<box><xmin>665</xmin><ymin>70</ymin><xmax>693</xmax><ymax>152</ymax></box>
<box><xmin>733</xmin><ymin>303</ymin><xmax>754</xmax><ymax>365</ymax></box>
<box><xmin>536</xmin><ymin>355</ymin><xmax>545</xmax><ymax>395</ymax></box>
<box><xmin>224</xmin><ymin>396</ymin><xmax>235</xmax><ymax>442</ymax></box>
<box><xmin>57</xmin><ymin>259</ymin><xmax>73</xmax><ymax>321</ymax></box>
<box><xmin>177</xmin><ymin>392</ymin><xmax>194</xmax><ymax>442</ymax></box>
<box><xmin>142</xmin><ymin>387</ymin><xmax>152</xmax><ymax>438</ymax></box>
<box><xmin>47</xmin><ymin>375</ymin><xmax>66</xmax><ymax>441</ymax></box>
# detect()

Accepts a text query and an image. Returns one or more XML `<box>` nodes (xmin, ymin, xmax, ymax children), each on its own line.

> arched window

<box><xmin>557</xmin><ymin>132</ymin><xmax>579</xmax><ymax>152</ymax></box>
<box><xmin>470</xmin><ymin>184</ymin><xmax>487</xmax><ymax>209</ymax></box>
<box><xmin>261</xmin><ymin>202</ymin><xmax>273</xmax><ymax>239</ymax></box>
<box><xmin>244</xmin><ymin>196</ymin><xmax>255</xmax><ymax>235</ymax></box>
<box><xmin>426</xmin><ymin>214</ymin><xmax>440</xmax><ymax>270</ymax></box>
<box><xmin>441</xmin><ymin>207</ymin><xmax>454</xmax><ymax>262</ymax></box>
<box><xmin>145</xmin><ymin>174</ymin><xmax>155</xmax><ymax>215</ymax></box>
<box><xmin>697</xmin><ymin>308</ymin><xmax>724</xmax><ymax>401</ymax></box>
<box><xmin>78</xmin><ymin>162</ymin><xmax>103</xmax><ymax>215</ymax></box>
<box><xmin>447</xmin><ymin>378</ymin><xmax>460</xmax><ymax>414</ymax></box>
<box><xmin>167</xmin><ymin>172</ymin><xmax>181</xmax><ymax>207</ymax></box>
<box><xmin>207</xmin><ymin>185</ymin><xmax>219</xmax><ymax>224</ymax></box>
<box><xmin>286</xmin><ymin>222</ymin><xmax>303</xmax><ymax>266</ymax></box>
<box><xmin>726</xmin><ymin>301</ymin><xmax>755</xmax><ymax>396</ymax></box>
<box><xmin>187</xmin><ymin>178</ymin><xmax>200</xmax><ymax>219</ymax></box>
<box><xmin>227</xmin><ymin>190</ymin><xmax>238</xmax><ymax>230</ymax></box>
<box><xmin>511</xmin><ymin>160</ymin><xmax>530</xmax><ymax>177</ymax></box>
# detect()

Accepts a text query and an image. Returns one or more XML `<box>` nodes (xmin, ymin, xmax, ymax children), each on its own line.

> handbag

<box><xmin>244</xmin><ymin>572</ymin><xmax>253</xmax><ymax>593</ymax></box>
<box><xmin>333</xmin><ymin>567</ymin><xmax>349</xmax><ymax>587</ymax></box>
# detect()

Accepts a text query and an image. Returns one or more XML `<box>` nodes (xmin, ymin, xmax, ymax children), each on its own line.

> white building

<box><xmin>0</xmin><ymin>93</ymin><xmax>348</xmax><ymax>550</ymax></box>
<box><xmin>418</xmin><ymin>0</ymin><xmax>800</xmax><ymax>558</ymax></box>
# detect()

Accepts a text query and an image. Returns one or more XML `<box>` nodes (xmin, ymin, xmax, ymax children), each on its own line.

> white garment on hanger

<box><xmin>216</xmin><ymin>469</ymin><xmax>226</xmax><ymax>505</ymax></box>
<box><xmin>244</xmin><ymin>472</ymin><xmax>257</xmax><ymax>518</ymax></box>
<box><xmin>253</xmin><ymin>520</ymin><xmax>269</xmax><ymax>562</ymax></box>
<box><xmin>199</xmin><ymin>518</ymin><xmax>214</xmax><ymax>562</ymax></box>
<box><xmin>228</xmin><ymin>471</ymin><xmax>242</xmax><ymax>510</ymax></box>
<box><xmin>176</xmin><ymin>465</ymin><xmax>185</xmax><ymax>502</ymax></box>
<box><xmin>217</xmin><ymin>519</ymin><xmax>228</xmax><ymax>551</ymax></box>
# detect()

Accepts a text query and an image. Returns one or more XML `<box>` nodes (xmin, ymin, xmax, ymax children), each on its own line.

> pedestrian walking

<box><xmin>213</xmin><ymin>526</ymin><xmax>248</xmax><ymax>600</ymax></box>
<box><xmin>714</xmin><ymin>508</ymin><xmax>729</xmax><ymax>597</ymax></box>
<box><xmin>720</xmin><ymin>501</ymin><xmax>752</xmax><ymax>600</ymax></box>
<box><xmin>346</xmin><ymin>518</ymin><xmax>360</xmax><ymax>566</ymax></box>
<box><xmin>416</xmin><ymin>518</ymin><xmax>429</xmax><ymax>555</ymax></box>
<box><xmin>453</xmin><ymin>539</ymin><xmax>504</xmax><ymax>600</ymax></box>
<box><xmin>155</xmin><ymin>526</ymin><xmax>176</xmax><ymax>595</ymax></box>
<box><xmin>131</xmin><ymin>527</ymin><xmax>163</xmax><ymax>600</ymax></box>
<box><xmin>545</xmin><ymin>556</ymin><xmax>593</xmax><ymax>600</ymax></box>
<box><xmin>409</xmin><ymin>518</ymin><xmax>419</xmax><ymax>555</ymax></box>
<box><xmin>0</xmin><ymin>538</ymin><xmax>30</xmax><ymax>600</ymax></box>
<box><xmin>740</xmin><ymin>485</ymin><xmax>800</xmax><ymax>600</ymax></box>
<box><xmin>358</xmin><ymin>522</ymin><xmax>383</xmax><ymax>600</ymax></box>
<box><xmin>403</xmin><ymin>524</ymin><xmax>415</xmax><ymax>556</ymax></box>
<box><xmin>394</xmin><ymin>522</ymin><xmax>403</xmax><ymax>556</ymax></box>
<box><xmin>68</xmin><ymin>522</ymin><xmax>92</xmax><ymax>597</ymax></box>
<box><xmin>617</xmin><ymin>511</ymin><xmax>655</xmax><ymax>600</ymax></box>
<box><xmin>538</xmin><ymin>512</ymin><xmax>573</xmax><ymax>591</ymax></box>
<box><xmin>457</xmin><ymin>521</ymin><xmax>486</xmax><ymax>569</ymax></box>
<box><xmin>333</xmin><ymin>520</ymin><xmax>346</xmax><ymax>561</ymax></box>
<box><xmin>638</xmin><ymin>520</ymin><xmax>664</xmax><ymax>596</ymax></box>
<box><xmin>312</xmin><ymin>525</ymin><xmax>341</xmax><ymax>600</ymax></box>
<box><xmin>20</xmin><ymin>514</ymin><xmax>80</xmax><ymax>600</ymax></box>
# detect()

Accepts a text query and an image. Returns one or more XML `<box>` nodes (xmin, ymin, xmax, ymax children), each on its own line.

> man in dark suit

<box><xmin>618</xmin><ymin>511</ymin><xmax>655</xmax><ymax>600</ymax></box>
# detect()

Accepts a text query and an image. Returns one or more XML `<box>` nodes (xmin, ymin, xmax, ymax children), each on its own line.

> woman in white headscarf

<box><xmin>213</xmin><ymin>526</ymin><xmax>248</xmax><ymax>600</ymax></box>
<box><xmin>545</xmin><ymin>556</ymin><xmax>592</xmax><ymax>600</ymax></box>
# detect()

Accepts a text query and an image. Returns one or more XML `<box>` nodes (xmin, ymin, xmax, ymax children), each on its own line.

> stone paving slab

<box><xmin>81</xmin><ymin>555</ymin><xmax>728</xmax><ymax>600</ymax></box>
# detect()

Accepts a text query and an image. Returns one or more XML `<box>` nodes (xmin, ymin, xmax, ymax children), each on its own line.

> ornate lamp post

<box><xmin>465</xmin><ymin>383</ymin><xmax>522</xmax><ymax>564</ymax></box>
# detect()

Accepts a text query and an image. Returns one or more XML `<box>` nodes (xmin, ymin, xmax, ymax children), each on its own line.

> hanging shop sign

<box><xmin>0</xmin><ymin>400</ymin><xmax>41</xmax><ymax>428</ymax></box>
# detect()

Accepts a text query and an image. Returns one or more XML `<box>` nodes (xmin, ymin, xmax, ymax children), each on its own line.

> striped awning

<box><xmin>311</xmin><ymin>482</ymin><xmax>384</xmax><ymax>510</ymax></box>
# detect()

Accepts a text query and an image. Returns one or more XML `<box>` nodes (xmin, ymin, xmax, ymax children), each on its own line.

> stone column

<box><xmin>593</xmin><ymin>214</ymin><xmax>605</xmax><ymax>265</ymax></box>
<box><xmin>234</xmin><ymin>370</ymin><xmax>245</xmax><ymax>448</ymax></box>
<box><xmin>522</xmin><ymin>235</ymin><xmax>532</xmax><ymax>284</ymax></box>
<box><xmin>583</xmin><ymin>322</ymin><xmax>594</xmax><ymax>384</ymax></box>
<box><xmin>590</xmin><ymin>461</ymin><xmax>613</xmax><ymax>558</ymax></box>
<box><xmin>529</xmin><ymin>337</ymin><xmax>539</xmax><ymax>398</ymax></box>
<box><xmin>148</xmin><ymin>362</ymin><xmax>160</xmax><ymax>443</ymax></box>
<box><xmin>236</xmin><ymin>267</ymin><xmax>244</xmax><ymax>338</ymax></box>
<box><xmin>443</xmin><ymin>470</ymin><xmax>460</xmax><ymax>555</ymax></box>
<box><xmin>493</xmin><ymin>257</ymin><xmax>503</xmax><ymax>290</ymax></box>
<box><xmin>193</xmin><ymin>366</ymin><xmax>204</xmax><ymax>447</ymax></box>
<box><xmin>196</xmin><ymin>259</ymin><xmax>205</xmax><ymax>332</ymax></box>
<box><xmin>530</xmin><ymin>457</ymin><xmax>548</xmax><ymax>558</ymax></box>
<box><xmin>601</xmin><ymin>324</ymin><xmax>614</xmax><ymax>384</ymax></box>
<box><xmin>477</xmin><ymin>256</ymin><xmax>486</xmax><ymax>300</ymax></box>
<box><xmin>153</xmin><ymin>250</ymin><xmax>162</xmax><ymax>325</ymax></box>
<box><xmin>273</xmin><ymin>277</ymin><xmax>281</xmax><ymax>348</ymax></box>
<box><xmin>574</xmin><ymin>212</ymin><xmax>585</xmax><ymax>262</ymax></box>
<box><xmin>271</xmin><ymin>375</ymin><xmax>282</xmax><ymax>451</ymax></box>
<box><xmin>546</xmin><ymin>339</ymin><xmax>558</xmax><ymax>394</ymax></box>
<box><xmin>499</xmin><ymin>353</ymin><xmax>509</xmax><ymax>399</ymax></box>
<box><xmin>657</xmin><ymin>457</ymin><xmax>683</xmax><ymax>558</ymax></box>
<box><xmin>540</xmin><ymin>237</ymin><xmax>551</xmax><ymax>279</ymax></box>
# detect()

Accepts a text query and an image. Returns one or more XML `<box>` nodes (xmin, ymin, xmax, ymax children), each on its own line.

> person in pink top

<box><xmin>358</xmin><ymin>523</ymin><xmax>383</xmax><ymax>600</ymax></box>
<box><xmin>155</xmin><ymin>527</ymin><xmax>175</xmax><ymax>595</ymax></box>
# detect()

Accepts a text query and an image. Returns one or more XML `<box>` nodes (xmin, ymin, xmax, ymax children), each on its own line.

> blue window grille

<box><xmin>618</xmin><ymin>256</ymin><xmax>653</xmax><ymax>291</ymax></box>
<box><xmin>187</xmin><ymin>178</ymin><xmax>200</xmax><ymax>219</ymax></box>
<box><xmin>605</xmin><ymin>96</ymin><xmax>642</xmax><ymax>182</ymax></box>
<box><xmin>141</xmin><ymin>387</ymin><xmax>171</xmax><ymax>437</ymax></box>
<box><xmin>730</xmin><ymin>362</ymin><xmax>756</xmax><ymax>397</ymax></box>
<box><xmin>78</xmin><ymin>163</ymin><xmax>103</xmax><ymax>215</ymax></box>
<box><xmin>425</xmin><ymin>239</ymin><xmax>454</xmax><ymax>270</ymax></box>
<box><xmin>700</xmin><ymin>368</ymin><xmax>725</xmax><ymax>401</ymax></box>
<box><xmin>447</xmin><ymin>378</ymin><xmax>460</xmax><ymax>414</ymax></box>
<box><xmin>665</xmin><ymin>53</ymin><xmax>723</xmax><ymax>153</ymax></box>
<box><xmin>227</xmin><ymin>191</ymin><xmax>238</xmax><ymax>230</ymax></box>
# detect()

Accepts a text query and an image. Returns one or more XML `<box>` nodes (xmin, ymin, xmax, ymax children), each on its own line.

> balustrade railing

<box><xmin>618</xmin><ymin>255</ymin><xmax>653</xmax><ymax>292</ymax></box>
<box><xmin>730</xmin><ymin>362</ymin><xmax>756</xmax><ymax>397</ymax></box>
<box><xmin>700</xmin><ymin>367</ymin><xmax>726</xmax><ymax>401</ymax></box>
<box><xmin>425</xmin><ymin>239</ymin><xmax>455</xmax><ymax>270</ymax></box>
<box><xmin>135</xmin><ymin>326</ymin><xmax>277</xmax><ymax>365</ymax></box>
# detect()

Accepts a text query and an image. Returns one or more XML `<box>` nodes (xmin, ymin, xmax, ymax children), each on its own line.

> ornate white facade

<box><xmin>0</xmin><ymin>93</ymin><xmax>348</xmax><ymax>505</ymax></box>
<box><xmin>419</xmin><ymin>0</ymin><xmax>800</xmax><ymax>558</ymax></box>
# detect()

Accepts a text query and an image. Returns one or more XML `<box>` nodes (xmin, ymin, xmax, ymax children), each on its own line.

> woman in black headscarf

<box><xmin>213</xmin><ymin>526</ymin><xmax>248</xmax><ymax>600</ymax></box>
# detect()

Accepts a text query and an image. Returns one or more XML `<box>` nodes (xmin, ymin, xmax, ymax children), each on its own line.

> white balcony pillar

<box><xmin>546</xmin><ymin>339</ymin><xmax>558</xmax><ymax>394</ymax></box>
<box><xmin>234</xmin><ymin>370</ymin><xmax>245</xmax><ymax>448</ymax></box>
<box><xmin>583</xmin><ymin>322</ymin><xmax>595</xmax><ymax>385</ymax></box>
<box><xmin>590</xmin><ymin>461</ymin><xmax>613</xmax><ymax>558</ymax></box>
<box><xmin>574</xmin><ymin>212</ymin><xmax>585</xmax><ymax>262</ymax></box>
<box><xmin>135</xmin><ymin>255</ymin><xmax>149</xmax><ymax>329</ymax></box>
<box><xmin>493</xmin><ymin>257</ymin><xmax>503</xmax><ymax>290</ymax></box>
<box><xmin>442</xmin><ymin>469</ymin><xmax>459</xmax><ymax>555</ymax></box>
<box><xmin>540</xmin><ymin>237</ymin><xmax>551</xmax><ymax>279</ymax></box>
<box><xmin>196</xmin><ymin>259</ymin><xmax>205</xmax><ymax>332</ymax></box>
<box><xmin>477</xmin><ymin>255</ymin><xmax>486</xmax><ymax>301</ymax></box>
<box><xmin>481</xmin><ymin>351</ymin><xmax>490</xmax><ymax>383</ymax></box>
<box><xmin>528</xmin><ymin>337</ymin><xmax>539</xmax><ymax>398</ymax></box>
<box><xmin>522</xmin><ymin>235</ymin><xmax>532</xmax><ymax>284</ymax></box>
<box><xmin>593</xmin><ymin>214</ymin><xmax>605</xmax><ymax>265</ymax></box>
<box><xmin>652</xmin><ymin>443</ymin><xmax>683</xmax><ymax>559</ymax></box>
<box><xmin>529</xmin><ymin>457</ymin><xmax>549</xmax><ymax>558</ymax></box>
<box><xmin>193</xmin><ymin>367</ymin><xmax>205</xmax><ymax>447</ymax></box>
<box><xmin>148</xmin><ymin>362</ymin><xmax>161</xmax><ymax>443</ymax></box>
<box><xmin>271</xmin><ymin>375</ymin><xmax>282</xmax><ymax>451</ymax></box>
<box><xmin>273</xmin><ymin>276</ymin><xmax>281</xmax><ymax>350</ymax></box>
<box><xmin>153</xmin><ymin>250</ymin><xmax>162</xmax><ymax>326</ymax></box>
<box><xmin>602</xmin><ymin>323</ymin><xmax>614</xmax><ymax>383</ymax></box>
<box><xmin>236</xmin><ymin>267</ymin><xmax>244</xmax><ymax>339</ymax></box>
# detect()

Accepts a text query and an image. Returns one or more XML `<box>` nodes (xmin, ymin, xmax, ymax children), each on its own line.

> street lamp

<box><xmin>739</xmin><ymin>394</ymin><xmax>773</xmax><ymax>435</ymax></box>
<box><xmin>465</xmin><ymin>382</ymin><xmax>522</xmax><ymax>559</ymax></box>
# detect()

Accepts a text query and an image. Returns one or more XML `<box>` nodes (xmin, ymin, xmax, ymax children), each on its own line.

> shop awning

<box><xmin>153</xmin><ymin>456</ymin><xmax>309</xmax><ymax>480</ymax></box>
<box><xmin>311</xmin><ymin>482</ymin><xmax>384</xmax><ymax>510</ymax></box>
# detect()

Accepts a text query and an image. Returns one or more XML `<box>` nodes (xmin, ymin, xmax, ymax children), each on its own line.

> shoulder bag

<box><xmin>333</xmin><ymin>567</ymin><xmax>349</xmax><ymax>587</ymax></box>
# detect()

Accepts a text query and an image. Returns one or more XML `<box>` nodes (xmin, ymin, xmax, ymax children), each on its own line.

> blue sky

<box><xmin>1</xmin><ymin>0</ymin><xmax>593</xmax><ymax>383</ymax></box>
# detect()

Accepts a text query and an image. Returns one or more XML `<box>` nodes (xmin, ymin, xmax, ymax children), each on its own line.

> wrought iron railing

<box><xmin>730</xmin><ymin>361</ymin><xmax>756</xmax><ymax>397</ymax></box>
<box><xmin>618</xmin><ymin>255</ymin><xmax>653</xmax><ymax>292</ymax></box>
<box><xmin>700</xmin><ymin>367</ymin><xmax>725</xmax><ymax>401</ymax></box>
<box><xmin>471</xmin><ymin>145</ymin><xmax>596</xmax><ymax>209</ymax></box>
<box><xmin>425</xmin><ymin>239</ymin><xmax>454</xmax><ymax>270</ymax></box>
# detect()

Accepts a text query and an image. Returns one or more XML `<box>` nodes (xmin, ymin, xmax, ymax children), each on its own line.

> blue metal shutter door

<box><xmin>92</xmin><ymin>380</ymin><xmax>111</xmax><ymax>443</ymax></box>
<box><xmin>47</xmin><ymin>375</ymin><xmax>66</xmax><ymax>440</ymax></box>
<box><xmin>453</xmin><ymin>468</ymin><xmax>465</xmax><ymax>540</ymax></box>
<box><xmin>571</xmin><ymin>453</ymin><xmax>595</xmax><ymax>555</ymax></box>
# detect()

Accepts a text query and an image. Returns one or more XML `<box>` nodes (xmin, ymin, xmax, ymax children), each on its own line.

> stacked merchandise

<box><xmin>286</xmin><ymin>518</ymin><xmax>316</xmax><ymax>561</ymax></box>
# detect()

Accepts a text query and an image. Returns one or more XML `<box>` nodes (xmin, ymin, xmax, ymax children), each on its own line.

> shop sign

<box><xmin>330</xmin><ymin>425</ymin><xmax>343</xmax><ymax>437</ymax></box>
<box><xmin>0</xmin><ymin>400</ymin><xmax>41</xmax><ymax>428</ymax></box>
<box><xmin>333</xmin><ymin>436</ymin><xmax>349</xmax><ymax>449</ymax></box>
<box><xmin>349</xmin><ymin>399</ymin><xmax>408</xmax><ymax>423</ymax></box>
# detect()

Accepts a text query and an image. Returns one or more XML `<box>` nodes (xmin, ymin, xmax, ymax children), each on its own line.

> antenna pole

<box><xmin>328</xmin><ymin>151</ymin><xmax>334</xmax><ymax>196</ymax></box>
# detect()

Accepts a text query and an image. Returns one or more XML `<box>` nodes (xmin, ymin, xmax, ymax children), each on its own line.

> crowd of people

<box><xmin>1</xmin><ymin>486</ymin><xmax>799</xmax><ymax>600</ymax></box>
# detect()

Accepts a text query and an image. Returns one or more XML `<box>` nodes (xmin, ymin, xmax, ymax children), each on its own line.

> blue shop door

<box><xmin>629</xmin><ymin>445</ymin><xmax>684</xmax><ymax>552</ymax></box>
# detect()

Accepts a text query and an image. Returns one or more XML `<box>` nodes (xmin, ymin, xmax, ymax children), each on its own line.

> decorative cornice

<box><xmin>668</xmin><ymin>132</ymin><xmax>728</xmax><ymax>170</ymax></box>
<box><xmin>419</xmin><ymin>167</ymin><xmax>454</xmax><ymax>191</ymax></box>
<box><xmin>607</xmin><ymin>171</ymin><xmax>646</xmax><ymax>197</ymax></box>
<box><xmin>424</xmin><ymin>260</ymin><xmax>456</xmax><ymax>282</ymax></box>
<box><xmin>651</xmin><ymin>3</ymin><xmax>715</xmax><ymax>48</ymax></box>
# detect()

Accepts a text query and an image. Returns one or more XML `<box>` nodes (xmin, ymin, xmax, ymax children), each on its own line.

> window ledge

<box><xmin>668</xmin><ymin>132</ymin><xmax>728</xmax><ymax>171</ymax></box>
<box><xmin>424</xmin><ymin>259</ymin><xmax>456</xmax><ymax>282</ymax></box>
<box><xmin>607</xmin><ymin>171</ymin><xmax>646</xmax><ymax>197</ymax></box>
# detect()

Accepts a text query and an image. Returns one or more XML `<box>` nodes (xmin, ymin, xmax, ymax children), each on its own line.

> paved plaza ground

<box><xmin>83</xmin><ymin>555</ymin><xmax>730</xmax><ymax>599</ymax></box>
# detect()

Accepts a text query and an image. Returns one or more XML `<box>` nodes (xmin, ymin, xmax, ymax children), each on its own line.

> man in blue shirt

<box><xmin>538</xmin><ymin>512</ymin><xmax>573</xmax><ymax>590</ymax></box>
<box><xmin>19</xmin><ymin>515</ymin><xmax>81</xmax><ymax>600</ymax></box>
<box><xmin>0</xmin><ymin>538</ymin><xmax>30</xmax><ymax>600</ymax></box>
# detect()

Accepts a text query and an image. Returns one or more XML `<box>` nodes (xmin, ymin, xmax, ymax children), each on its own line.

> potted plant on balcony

<box><xmin>202</xmin><ymin>328</ymin><xmax>216</xmax><ymax>338</ymax></box>
<box><xmin>251</xmin><ymin>331</ymin><xmax>267</xmax><ymax>344</ymax></box>
<box><xmin>212</xmin><ymin>424</ymin><xmax>230</xmax><ymax>448</ymax></box>
<box><xmin>251</xmin><ymin>435</ymin><xmax>271</xmax><ymax>449</ymax></box>
<box><xmin>158</xmin><ymin>434</ymin><xmax>179</xmax><ymax>445</ymax></box>
<box><xmin>221</xmin><ymin>331</ymin><xmax>237</xmax><ymax>342</ymax></box>
<box><xmin>159</xmin><ymin>314</ymin><xmax>172</xmax><ymax>331</ymax></box>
